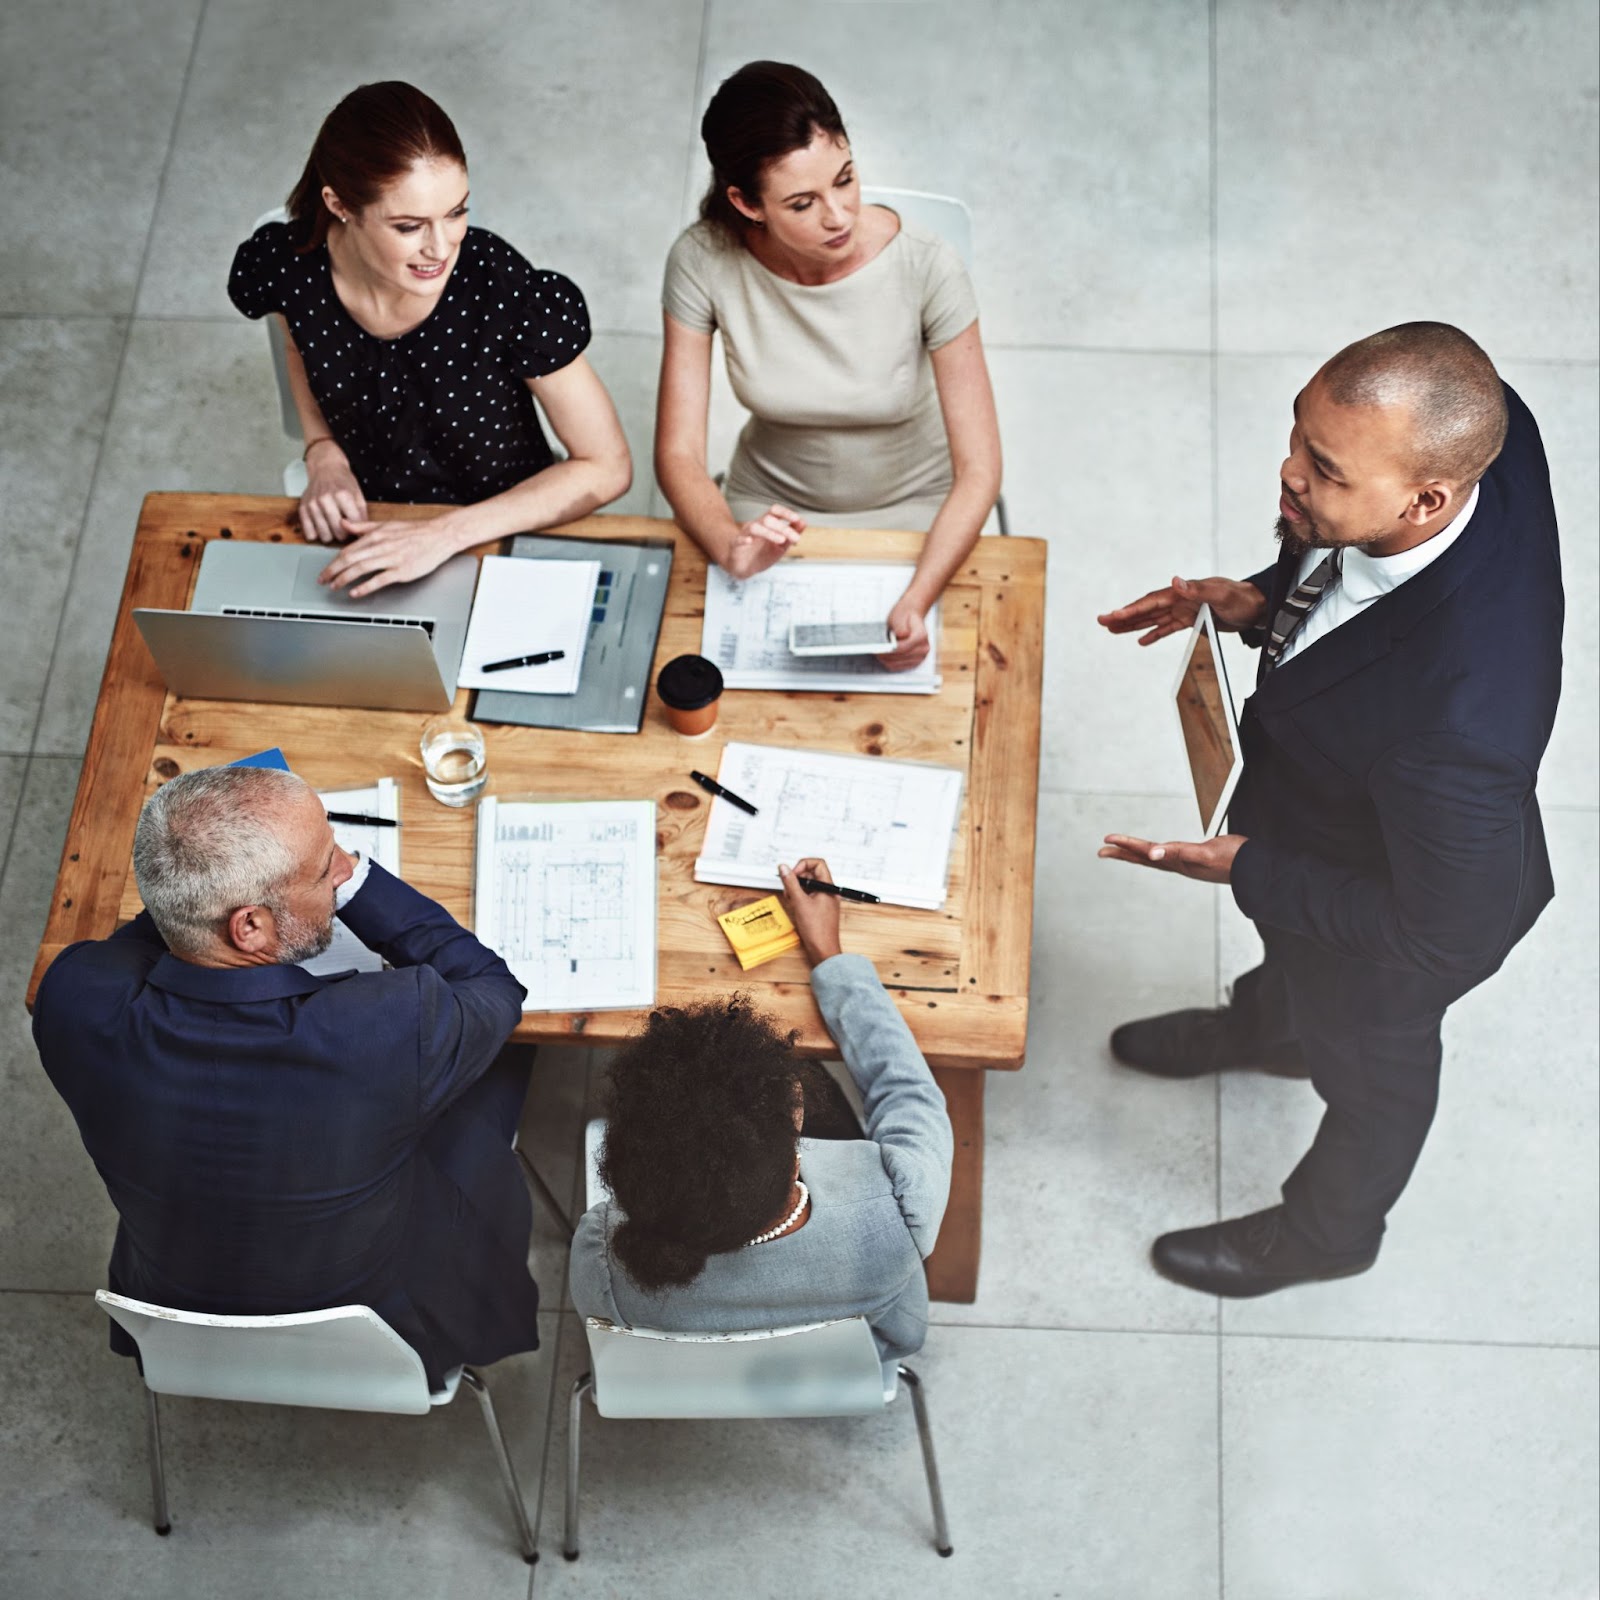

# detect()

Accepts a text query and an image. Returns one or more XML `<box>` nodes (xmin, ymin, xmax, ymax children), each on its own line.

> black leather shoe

<box><xmin>1109</xmin><ymin>1008</ymin><xmax>1308</xmax><ymax>1078</ymax></box>
<box><xmin>1151</xmin><ymin>1206</ymin><xmax>1379</xmax><ymax>1297</ymax></box>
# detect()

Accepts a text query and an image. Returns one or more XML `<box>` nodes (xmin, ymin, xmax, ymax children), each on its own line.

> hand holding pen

<box><xmin>778</xmin><ymin>858</ymin><xmax>843</xmax><ymax>966</ymax></box>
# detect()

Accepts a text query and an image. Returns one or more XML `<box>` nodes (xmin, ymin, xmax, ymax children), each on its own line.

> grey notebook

<box><xmin>469</xmin><ymin>534</ymin><xmax>674</xmax><ymax>733</ymax></box>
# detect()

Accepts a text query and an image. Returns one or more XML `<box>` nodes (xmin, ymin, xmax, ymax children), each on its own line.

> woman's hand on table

<box><xmin>881</xmin><ymin>595</ymin><xmax>931</xmax><ymax>671</ymax></box>
<box><xmin>318</xmin><ymin>515</ymin><xmax>465</xmax><ymax>598</ymax></box>
<box><xmin>724</xmin><ymin>505</ymin><xmax>806</xmax><ymax>580</ymax></box>
<box><xmin>778</xmin><ymin>858</ymin><xmax>843</xmax><ymax>966</ymax></box>
<box><xmin>299</xmin><ymin>440</ymin><xmax>367</xmax><ymax>544</ymax></box>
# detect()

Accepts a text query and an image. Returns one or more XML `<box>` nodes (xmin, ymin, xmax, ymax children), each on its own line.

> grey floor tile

<box><xmin>32</xmin><ymin>318</ymin><xmax>286</xmax><ymax>756</ymax></box>
<box><xmin>0</xmin><ymin>0</ymin><xmax>203</xmax><ymax>315</ymax></box>
<box><xmin>701</xmin><ymin>0</ymin><xmax>1212</xmax><ymax>350</ymax></box>
<box><xmin>1215</xmin><ymin>0</ymin><xmax>1600</xmax><ymax>361</ymax></box>
<box><xmin>0</xmin><ymin>319</ymin><xmax>127</xmax><ymax>752</ymax></box>
<box><xmin>538</xmin><ymin>1315</ymin><xmax>1218</xmax><ymax>1599</ymax></box>
<box><xmin>1214</xmin><ymin>353</ymin><xmax>1598</xmax><ymax>808</ymax></box>
<box><xmin>582</xmin><ymin>331</ymin><xmax>663</xmax><ymax>517</ymax></box>
<box><xmin>0</xmin><ymin>758</ymin><xmax>119</xmax><ymax>1291</ymax></box>
<box><xmin>937</xmin><ymin>792</ymin><xmax>1219</xmax><ymax>1333</ymax></box>
<box><xmin>0</xmin><ymin>758</ymin><xmax>26</xmax><ymax>860</ymax></box>
<box><xmin>1218</xmin><ymin>808</ymin><xmax>1599</xmax><ymax>1346</ymax></box>
<box><xmin>516</xmin><ymin>1044</ymin><xmax>591</xmax><ymax>1313</ymax></box>
<box><xmin>988</xmin><ymin>347</ymin><xmax>1213</xmax><ymax>794</ymax></box>
<box><xmin>0</xmin><ymin>1291</ymin><xmax>553</xmax><ymax>1593</ymax></box>
<box><xmin>1221</xmin><ymin>1337</ymin><xmax>1600</xmax><ymax>1600</ymax></box>
<box><xmin>135</xmin><ymin>0</ymin><xmax>705</xmax><ymax>332</ymax></box>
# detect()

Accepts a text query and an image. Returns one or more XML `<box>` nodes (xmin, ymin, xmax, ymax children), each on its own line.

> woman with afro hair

<box><xmin>570</xmin><ymin>859</ymin><xmax>953</xmax><ymax>1377</ymax></box>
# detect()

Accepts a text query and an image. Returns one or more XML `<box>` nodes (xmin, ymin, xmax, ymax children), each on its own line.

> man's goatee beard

<box><xmin>1274</xmin><ymin>514</ymin><xmax>1324</xmax><ymax>554</ymax></box>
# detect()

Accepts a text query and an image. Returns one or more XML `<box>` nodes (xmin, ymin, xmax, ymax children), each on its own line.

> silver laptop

<box><xmin>134</xmin><ymin>543</ymin><xmax>478</xmax><ymax>712</ymax></box>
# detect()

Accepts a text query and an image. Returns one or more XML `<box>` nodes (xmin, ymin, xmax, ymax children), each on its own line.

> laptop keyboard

<box><xmin>221</xmin><ymin>607</ymin><xmax>435</xmax><ymax>638</ymax></box>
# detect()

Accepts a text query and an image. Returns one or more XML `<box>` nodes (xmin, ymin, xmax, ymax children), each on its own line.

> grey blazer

<box><xmin>569</xmin><ymin>953</ymin><xmax>954</xmax><ymax>1371</ymax></box>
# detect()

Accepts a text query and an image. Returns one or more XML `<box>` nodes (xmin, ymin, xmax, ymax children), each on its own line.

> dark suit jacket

<box><xmin>34</xmin><ymin>864</ymin><xmax>534</xmax><ymax>1388</ymax></box>
<box><xmin>1229</xmin><ymin>383</ymin><xmax>1563</xmax><ymax>1031</ymax></box>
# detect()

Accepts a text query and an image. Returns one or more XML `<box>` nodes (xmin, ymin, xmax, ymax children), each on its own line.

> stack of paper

<box><xmin>717</xmin><ymin>895</ymin><xmax>801</xmax><ymax>970</ymax></box>
<box><xmin>306</xmin><ymin>779</ymin><xmax>401</xmax><ymax>977</ymax></box>
<box><xmin>474</xmin><ymin>796</ymin><xmax>657</xmax><ymax>1011</ymax></box>
<box><xmin>693</xmin><ymin>743</ymin><xmax>964</xmax><ymax>910</ymax></box>
<box><xmin>457</xmin><ymin>555</ymin><xmax>598</xmax><ymax>695</ymax></box>
<box><xmin>702</xmin><ymin>563</ymin><xmax>942</xmax><ymax>694</ymax></box>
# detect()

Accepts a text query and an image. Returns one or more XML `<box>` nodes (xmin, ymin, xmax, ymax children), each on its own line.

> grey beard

<box><xmin>275</xmin><ymin>907</ymin><xmax>335</xmax><ymax>965</ymax></box>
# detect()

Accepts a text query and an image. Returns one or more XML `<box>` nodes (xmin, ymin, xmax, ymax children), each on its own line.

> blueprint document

<box><xmin>306</xmin><ymin>779</ymin><xmax>401</xmax><ymax>977</ymax></box>
<box><xmin>693</xmin><ymin>743</ymin><xmax>964</xmax><ymax>910</ymax></box>
<box><xmin>702</xmin><ymin>563</ymin><xmax>942</xmax><ymax>693</ymax></box>
<box><xmin>474</xmin><ymin>797</ymin><xmax>657</xmax><ymax>1011</ymax></box>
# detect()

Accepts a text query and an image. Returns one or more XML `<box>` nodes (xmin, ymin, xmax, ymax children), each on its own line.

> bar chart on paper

<box><xmin>474</xmin><ymin>797</ymin><xmax>657</xmax><ymax>1010</ymax></box>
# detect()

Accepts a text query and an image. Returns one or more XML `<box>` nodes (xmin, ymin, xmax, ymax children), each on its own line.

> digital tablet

<box><xmin>1171</xmin><ymin>604</ymin><xmax>1244</xmax><ymax>838</ymax></box>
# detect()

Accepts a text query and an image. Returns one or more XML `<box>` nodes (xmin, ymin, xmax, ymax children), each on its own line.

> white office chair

<box><xmin>863</xmin><ymin>185</ymin><xmax>1010</xmax><ymax>537</ymax></box>
<box><xmin>95</xmin><ymin>1290</ymin><xmax>538</xmax><ymax>1564</ymax></box>
<box><xmin>249</xmin><ymin>208</ymin><xmax>308</xmax><ymax>498</ymax></box>
<box><xmin>564</xmin><ymin>1119</ymin><xmax>952</xmax><ymax>1560</ymax></box>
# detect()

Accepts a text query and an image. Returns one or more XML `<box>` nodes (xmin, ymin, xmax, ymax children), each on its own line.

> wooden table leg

<box><xmin>925</xmin><ymin>1066</ymin><xmax>984</xmax><ymax>1303</ymax></box>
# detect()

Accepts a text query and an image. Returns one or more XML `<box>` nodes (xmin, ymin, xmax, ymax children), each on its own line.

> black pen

<box><xmin>483</xmin><ymin>649</ymin><xmax>565</xmax><ymax>673</ymax></box>
<box><xmin>690</xmin><ymin>770</ymin><xmax>758</xmax><ymax>816</ymax></box>
<box><xmin>325</xmin><ymin>811</ymin><xmax>399</xmax><ymax>828</ymax></box>
<box><xmin>796</xmin><ymin>875</ymin><xmax>880</xmax><ymax>904</ymax></box>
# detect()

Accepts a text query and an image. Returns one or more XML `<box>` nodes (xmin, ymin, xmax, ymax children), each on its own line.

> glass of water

<box><xmin>420</xmin><ymin>715</ymin><xmax>488</xmax><ymax>807</ymax></box>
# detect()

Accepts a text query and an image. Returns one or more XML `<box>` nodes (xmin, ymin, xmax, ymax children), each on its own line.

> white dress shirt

<box><xmin>334</xmin><ymin>852</ymin><xmax>371</xmax><ymax>910</ymax></box>
<box><xmin>1278</xmin><ymin>483</ymin><xmax>1480</xmax><ymax>665</ymax></box>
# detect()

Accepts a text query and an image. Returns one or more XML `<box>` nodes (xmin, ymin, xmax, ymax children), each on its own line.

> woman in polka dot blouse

<box><xmin>229</xmin><ymin>81</ymin><xmax>632</xmax><ymax>598</ymax></box>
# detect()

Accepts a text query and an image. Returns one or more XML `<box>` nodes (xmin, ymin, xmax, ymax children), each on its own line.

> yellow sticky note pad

<box><xmin>717</xmin><ymin>895</ymin><xmax>801</xmax><ymax>970</ymax></box>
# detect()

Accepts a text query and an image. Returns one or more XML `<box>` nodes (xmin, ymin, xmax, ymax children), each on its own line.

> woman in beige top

<box><xmin>655</xmin><ymin>62</ymin><xmax>1002</xmax><ymax>670</ymax></box>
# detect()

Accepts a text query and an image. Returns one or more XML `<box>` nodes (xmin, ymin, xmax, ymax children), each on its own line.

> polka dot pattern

<box><xmin>228</xmin><ymin>222</ymin><xmax>592</xmax><ymax>504</ymax></box>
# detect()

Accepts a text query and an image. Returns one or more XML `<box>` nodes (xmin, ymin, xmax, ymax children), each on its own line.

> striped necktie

<box><xmin>1262</xmin><ymin>549</ymin><xmax>1342</xmax><ymax>671</ymax></box>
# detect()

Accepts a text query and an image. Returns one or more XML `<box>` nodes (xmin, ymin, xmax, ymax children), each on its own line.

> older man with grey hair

<box><xmin>34</xmin><ymin>764</ymin><xmax>539</xmax><ymax>1390</ymax></box>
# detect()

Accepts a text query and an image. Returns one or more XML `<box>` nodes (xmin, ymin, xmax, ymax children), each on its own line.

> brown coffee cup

<box><xmin>656</xmin><ymin>654</ymin><xmax>724</xmax><ymax>737</ymax></box>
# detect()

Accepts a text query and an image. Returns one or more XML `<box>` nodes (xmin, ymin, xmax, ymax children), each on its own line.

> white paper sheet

<box><xmin>456</xmin><ymin>555</ymin><xmax>599</xmax><ymax>695</ymax></box>
<box><xmin>306</xmin><ymin>779</ymin><xmax>400</xmax><ymax>976</ymax></box>
<box><xmin>702</xmin><ymin>563</ymin><xmax>942</xmax><ymax>693</ymax></box>
<box><xmin>693</xmin><ymin>743</ymin><xmax>964</xmax><ymax>909</ymax></box>
<box><xmin>474</xmin><ymin>797</ymin><xmax>657</xmax><ymax>1011</ymax></box>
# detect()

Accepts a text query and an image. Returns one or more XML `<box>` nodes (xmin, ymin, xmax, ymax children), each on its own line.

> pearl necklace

<box><xmin>743</xmin><ymin>1181</ymin><xmax>809</xmax><ymax>1247</ymax></box>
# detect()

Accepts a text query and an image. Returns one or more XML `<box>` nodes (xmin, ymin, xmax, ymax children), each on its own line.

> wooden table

<box><xmin>26</xmin><ymin>494</ymin><xmax>1046</xmax><ymax>1302</ymax></box>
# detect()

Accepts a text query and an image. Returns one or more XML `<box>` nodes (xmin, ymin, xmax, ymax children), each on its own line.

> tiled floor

<box><xmin>1</xmin><ymin>3</ymin><xmax>1595</xmax><ymax>1596</ymax></box>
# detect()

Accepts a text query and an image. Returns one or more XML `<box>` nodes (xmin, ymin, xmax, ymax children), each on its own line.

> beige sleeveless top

<box><xmin>662</xmin><ymin>216</ymin><xmax>979</xmax><ymax>529</ymax></box>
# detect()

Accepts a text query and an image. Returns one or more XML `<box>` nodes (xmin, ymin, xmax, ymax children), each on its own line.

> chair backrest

<box><xmin>862</xmin><ymin>186</ymin><xmax>975</xmax><ymax>269</ymax></box>
<box><xmin>250</xmin><ymin>208</ymin><xmax>303</xmax><ymax>442</ymax></box>
<box><xmin>584</xmin><ymin>1315</ymin><xmax>888</xmax><ymax>1420</ymax></box>
<box><xmin>96</xmin><ymin>1291</ymin><xmax>437</xmax><ymax>1415</ymax></box>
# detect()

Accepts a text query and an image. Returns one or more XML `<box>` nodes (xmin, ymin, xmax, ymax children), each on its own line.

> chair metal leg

<box><xmin>896</xmin><ymin>1366</ymin><xmax>953</xmax><ymax>1556</ymax></box>
<box><xmin>460</xmin><ymin>1368</ymin><xmax>538</xmax><ymax>1565</ymax></box>
<box><xmin>995</xmin><ymin>490</ymin><xmax>1013</xmax><ymax>536</ymax></box>
<box><xmin>514</xmin><ymin>1145</ymin><xmax>575</xmax><ymax>1240</ymax></box>
<box><xmin>143</xmin><ymin>1388</ymin><xmax>171</xmax><ymax>1535</ymax></box>
<box><xmin>564</xmin><ymin>1373</ymin><xmax>593</xmax><ymax>1561</ymax></box>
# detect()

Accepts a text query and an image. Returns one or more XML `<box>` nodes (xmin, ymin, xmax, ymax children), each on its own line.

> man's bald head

<box><xmin>1319</xmin><ymin>322</ymin><xmax>1507</xmax><ymax>490</ymax></box>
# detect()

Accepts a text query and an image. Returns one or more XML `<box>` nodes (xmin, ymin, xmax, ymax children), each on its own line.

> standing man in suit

<box><xmin>1096</xmin><ymin>322</ymin><xmax>1563</xmax><ymax>1296</ymax></box>
<box><xmin>34</xmin><ymin>764</ymin><xmax>539</xmax><ymax>1386</ymax></box>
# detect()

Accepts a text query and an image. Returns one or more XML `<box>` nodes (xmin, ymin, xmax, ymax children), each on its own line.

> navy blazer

<box><xmin>34</xmin><ymin>864</ymin><xmax>535</xmax><ymax>1388</ymax></box>
<box><xmin>1228</xmin><ymin>383</ymin><xmax>1563</xmax><ymax>1030</ymax></box>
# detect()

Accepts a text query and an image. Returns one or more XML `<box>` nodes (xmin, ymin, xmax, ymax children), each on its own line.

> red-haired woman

<box><xmin>229</xmin><ymin>82</ymin><xmax>631</xmax><ymax>597</ymax></box>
